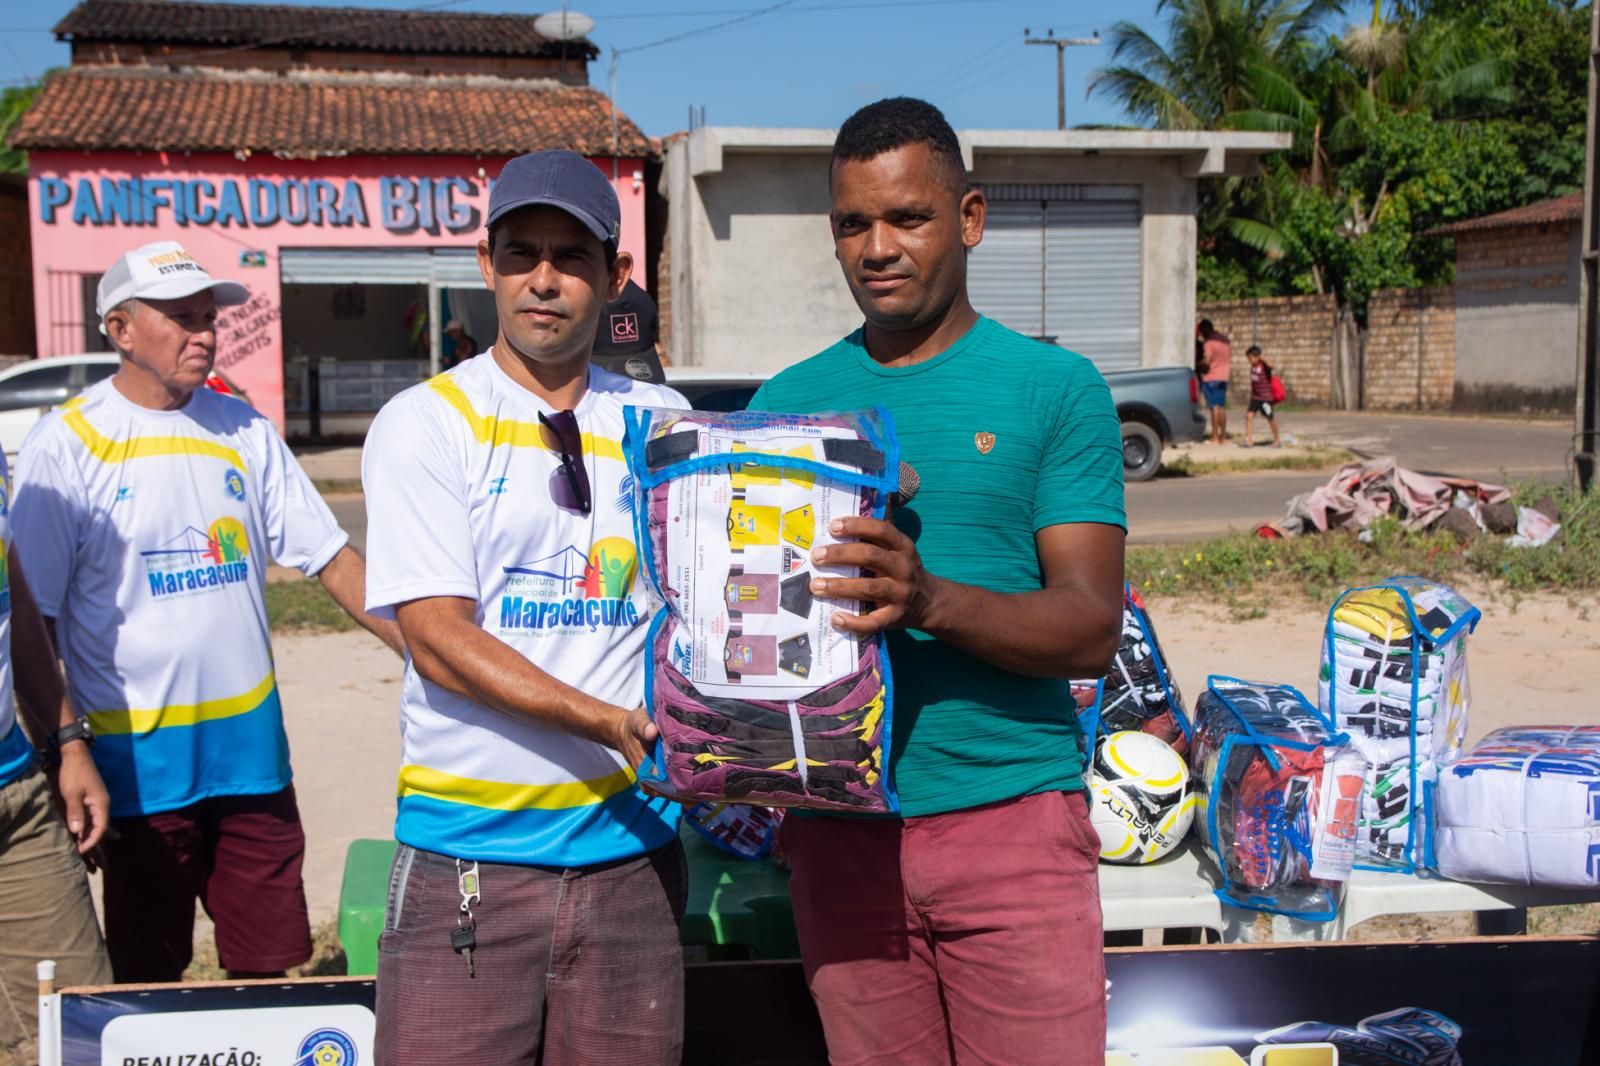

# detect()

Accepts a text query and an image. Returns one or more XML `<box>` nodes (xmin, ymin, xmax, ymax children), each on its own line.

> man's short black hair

<box><xmin>1198</xmin><ymin>318</ymin><xmax>1214</xmax><ymax>334</ymax></box>
<box><xmin>831</xmin><ymin>97</ymin><xmax>967</xmax><ymax>196</ymax></box>
<box><xmin>1247</xmin><ymin>344</ymin><xmax>1263</xmax><ymax>356</ymax></box>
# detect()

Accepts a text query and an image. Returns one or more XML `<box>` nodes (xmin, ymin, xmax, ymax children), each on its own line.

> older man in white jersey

<box><xmin>362</xmin><ymin>150</ymin><xmax>689</xmax><ymax>1063</ymax></box>
<box><xmin>12</xmin><ymin>241</ymin><xmax>402</xmax><ymax>983</ymax></box>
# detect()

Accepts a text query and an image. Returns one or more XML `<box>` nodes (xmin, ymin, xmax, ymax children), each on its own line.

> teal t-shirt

<box><xmin>749</xmin><ymin>315</ymin><xmax>1125</xmax><ymax>817</ymax></box>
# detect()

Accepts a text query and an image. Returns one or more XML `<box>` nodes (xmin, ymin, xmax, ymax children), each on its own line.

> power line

<box><xmin>907</xmin><ymin>30</ymin><xmax>1021</xmax><ymax>97</ymax></box>
<box><xmin>923</xmin><ymin>44</ymin><xmax>1049</xmax><ymax>103</ymax></box>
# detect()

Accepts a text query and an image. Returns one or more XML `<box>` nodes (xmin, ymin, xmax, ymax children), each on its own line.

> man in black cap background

<box><xmin>362</xmin><ymin>150</ymin><xmax>690</xmax><ymax>1062</ymax></box>
<box><xmin>590</xmin><ymin>278</ymin><xmax>665</xmax><ymax>383</ymax></box>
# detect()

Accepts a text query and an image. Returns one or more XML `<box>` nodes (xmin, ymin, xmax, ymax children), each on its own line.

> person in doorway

<box><xmin>362</xmin><ymin>150</ymin><xmax>690</xmax><ymax>1064</ymax></box>
<box><xmin>11</xmin><ymin>240</ymin><xmax>402</xmax><ymax>984</ymax></box>
<box><xmin>443</xmin><ymin>318</ymin><xmax>478</xmax><ymax>369</ymax></box>
<box><xmin>0</xmin><ymin>506</ymin><xmax>113</xmax><ymax>1063</ymax></box>
<box><xmin>1244</xmin><ymin>345</ymin><xmax>1282</xmax><ymax>447</ymax></box>
<box><xmin>1198</xmin><ymin>318</ymin><xmax>1232</xmax><ymax>443</ymax></box>
<box><xmin>748</xmin><ymin>97</ymin><xmax>1124</xmax><ymax>1066</ymax></box>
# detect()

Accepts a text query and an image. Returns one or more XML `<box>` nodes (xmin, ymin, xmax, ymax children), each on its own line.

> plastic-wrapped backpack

<box><xmin>1318</xmin><ymin>577</ymin><xmax>1478</xmax><ymax>872</ymax></box>
<box><xmin>1436</xmin><ymin>726</ymin><xmax>1600</xmax><ymax>888</ymax></box>
<box><xmin>1073</xmin><ymin>583</ymin><xmax>1191</xmax><ymax>756</ymax></box>
<box><xmin>1189</xmin><ymin>677</ymin><xmax>1366</xmax><ymax>921</ymax></box>
<box><xmin>623</xmin><ymin>404</ymin><xmax>900</xmax><ymax>813</ymax></box>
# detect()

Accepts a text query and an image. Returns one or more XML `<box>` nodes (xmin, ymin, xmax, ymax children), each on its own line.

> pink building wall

<box><xmin>27</xmin><ymin>150</ymin><xmax>649</xmax><ymax>429</ymax></box>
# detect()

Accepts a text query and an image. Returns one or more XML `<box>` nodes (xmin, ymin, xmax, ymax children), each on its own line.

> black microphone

<box><xmin>891</xmin><ymin>461</ymin><xmax>920</xmax><ymax>508</ymax></box>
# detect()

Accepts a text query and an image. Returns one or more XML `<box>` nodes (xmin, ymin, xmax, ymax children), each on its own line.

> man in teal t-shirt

<box><xmin>749</xmin><ymin>98</ymin><xmax>1125</xmax><ymax>1066</ymax></box>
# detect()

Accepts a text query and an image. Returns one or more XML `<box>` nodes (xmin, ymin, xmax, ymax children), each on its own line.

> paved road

<box><xmin>1127</xmin><ymin>410</ymin><xmax>1573</xmax><ymax>543</ymax></box>
<box><xmin>317</xmin><ymin>411</ymin><xmax>1576</xmax><ymax>552</ymax></box>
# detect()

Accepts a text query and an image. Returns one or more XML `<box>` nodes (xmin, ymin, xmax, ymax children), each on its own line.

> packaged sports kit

<box><xmin>1189</xmin><ymin>677</ymin><xmax>1365</xmax><ymax>921</ymax></box>
<box><xmin>1436</xmin><ymin>726</ymin><xmax>1600</xmax><ymax>888</ymax></box>
<box><xmin>624</xmin><ymin>405</ymin><xmax>900</xmax><ymax>813</ymax></box>
<box><xmin>683</xmin><ymin>801</ymin><xmax>784</xmax><ymax>861</ymax></box>
<box><xmin>1318</xmin><ymin>578</ymin><xmax>1478</xmax><ymax>872</ymax></box>
<box><xmin>1074</xmin><ymin>583</ymin><xmax>1192</xmax><ymax>755</ymax></box>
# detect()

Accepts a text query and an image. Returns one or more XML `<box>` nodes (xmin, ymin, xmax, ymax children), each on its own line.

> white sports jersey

<box><xmin>12</xmin><ymin>379</ymin><xmax>347</xmax><ymax>816</ymax></box>
<box><xmin>0</xmin><ymin>451</ymin><xmax>23</xmax><ymax>789</ymax></box>
<box><xmin>363</xmin><ymin>353</ymin><xmax>685</xmax><ymax>866</ymax></box>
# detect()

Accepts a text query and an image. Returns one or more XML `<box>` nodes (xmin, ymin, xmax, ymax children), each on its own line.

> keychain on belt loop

<box><xmin>452</xmin><ymin>858</ymin><xmax>480</xmax><ymax>977</ymax></box>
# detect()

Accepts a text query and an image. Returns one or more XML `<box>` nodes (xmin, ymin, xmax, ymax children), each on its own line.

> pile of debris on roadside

<box><xmin>1254</xmin><ymin>457</ymin><xmax>1562</xmax><ymax>548</ymax></box>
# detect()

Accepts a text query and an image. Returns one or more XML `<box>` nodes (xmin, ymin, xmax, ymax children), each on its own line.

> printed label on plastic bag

<box><xmin>1311</xmin><ymin>749</ymin><xmax>1365</xmax><ymax>882</ymax></box>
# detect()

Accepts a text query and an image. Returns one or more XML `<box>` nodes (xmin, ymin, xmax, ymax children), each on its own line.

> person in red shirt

<box><xmin>1245</xmin><ymin>345</ymin><xmax>1282</xmax><ymax>447</ymax></box>
<box><xmin>1198</xmin><ymin>319</ymin><xmax>1232</xmax><ymax>444</ymax></box>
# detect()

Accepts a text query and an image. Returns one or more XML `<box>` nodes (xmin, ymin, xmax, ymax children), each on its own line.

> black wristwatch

<box><xmin>43</xmin><ymin>717</ymin><xmax>95</xmax><ymax>768</ymax></box>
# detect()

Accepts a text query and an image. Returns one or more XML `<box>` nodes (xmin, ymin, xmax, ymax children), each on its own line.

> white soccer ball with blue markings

<box><xmin>1087</xmin><ymin>730</ymin><xmax>1196</xmax><ymax>864</ymax></box>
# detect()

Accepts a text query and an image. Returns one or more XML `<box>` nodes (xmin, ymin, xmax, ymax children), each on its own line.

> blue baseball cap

<box><xmin>487</xmin><ymin>150</ymin><xmax>621</xmax><ymax>247</ymax></box>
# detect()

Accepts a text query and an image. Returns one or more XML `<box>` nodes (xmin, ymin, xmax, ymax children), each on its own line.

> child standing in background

<box><xmin>1245</xmin><ymin>345</ymin><xmax>1282</xmax><ymax>447</ymax></box>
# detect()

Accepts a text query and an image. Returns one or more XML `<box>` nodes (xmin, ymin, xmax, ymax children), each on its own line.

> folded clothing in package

<box><xmin>684</xmin><ymin>800</ymin><xmax>784</xmax><ymax>861</ymax></box>
<box><xmin>624</xmin><ymin>405</ymin><xmax>899</xmax><ymax>813</ymax></box>
<box><xmin>1436</xmin><ymin>726</ymin><xmax>1600</xmax><ymax>888</ymax></box>
<box><xmin>1190</xmin><ymin>677</ymin><xmax>1365</xmax><ymax>920</ymax></box>
<box><xmin>1074</xmin><ymin>583</ymin><xmax>1191</xmax><ymax>755</ymax></box>
<box><xmin>1318</xmin><ymin>578</ymin><xmax>1478</xmax><ymax>872</ymax></box>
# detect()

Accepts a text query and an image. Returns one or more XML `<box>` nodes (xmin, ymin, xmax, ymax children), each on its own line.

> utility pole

<box><xmin>1577</xmin><ymin>2</ymin><xmax>1599</xmax><ymax>491</ymax></box>
<box><xmin>1023</xmin><ymin>28</ymin><xmax>1100</xmax><ymax>130</ymax></box>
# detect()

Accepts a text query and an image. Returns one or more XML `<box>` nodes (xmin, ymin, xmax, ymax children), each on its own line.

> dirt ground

<box><xmin>259</xmin><ymin>582</ymin><xmax>1600</xmax><ymax>928</ymax></box>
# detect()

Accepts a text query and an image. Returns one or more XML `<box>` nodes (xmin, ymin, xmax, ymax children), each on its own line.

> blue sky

<box><xmin>3</xmin><ymin>0</ymin><xmax>1198</xmax><ymax>135</ymax></box>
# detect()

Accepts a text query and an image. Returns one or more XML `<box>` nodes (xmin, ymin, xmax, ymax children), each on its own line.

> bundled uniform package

<box><xmin>684</xmin><ymin>801</ymin><xmax>784</xmax><ymax>861</ymax></box>
<box><xmin>1318</xmin><ymin>578</ymin><xmax>1478</xmax><ymax>872</ymax></box>
<box><xmin>1435</xmin><ymin>726</ymin><xmax>1600</xmax><ymax>888</ymax></box>
<box><xmin>1073</xmin><ymin>583</ymin><xmax>1192</xmax><ymax>755</ymax></box>
<box><xmin>624</xmin><ymin>405</ymin><xmax>899</xmax><ymax>813</ymax></box>
<box><xmin>1189</xmin><ymin>677</ymin><xmax>1366</xmax><ymax>920</ymax></box>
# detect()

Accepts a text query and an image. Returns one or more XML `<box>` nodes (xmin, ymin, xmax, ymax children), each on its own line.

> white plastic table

<box><xmin>1095</xmin><ymin>838</ymin><xmax>1600</xmax><ymax>943</ymax></box>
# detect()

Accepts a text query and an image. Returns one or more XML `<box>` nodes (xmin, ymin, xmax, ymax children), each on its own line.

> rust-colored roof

<box><xmin>10</xmin><ymin>67</ymin><xmax>651</xmax><ymax>158</ymax></box>
<box><xmin>55</xmin><ymin>0</ymin><xmax>596</xmax><ymax>60</ymax></box>
<box><xmin>1428</xmin><ymin>192</ymin><xmax>1584</xmax><ymax>236</ymax></box>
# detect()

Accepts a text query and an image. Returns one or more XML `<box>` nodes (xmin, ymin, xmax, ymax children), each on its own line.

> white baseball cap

<box><xmin>96</xmin><ymin>241</ymin><xmax>249</xmax><ymax>332</ymax></box>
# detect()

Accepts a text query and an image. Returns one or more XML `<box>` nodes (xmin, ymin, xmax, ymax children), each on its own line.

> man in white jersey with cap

<box><xmin>0</xmin><ymin>471</ymin><xmax>113</xmax><ymax>1061</ymax></box>
<box><xmin>362</xmin><ymin>150</ymin><xmax>688</xmax><ymax>1063</ymax></box>
<box><xmin>12</xmin><ymin>240</ymin><xmax>402</xmax><ymax>983</ymax></box>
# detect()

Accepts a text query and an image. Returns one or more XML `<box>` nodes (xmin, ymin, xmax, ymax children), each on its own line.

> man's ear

<box><xmin>476</xmin><ymin>239</ymin><xmax>494</xmax><ymax>290</ymax></box>
<box><xmin>103</xmin><ymin>308</ymin><xmax>135</xmax><ymax>353</ymax></box>
<box><xmin>608</xmin><ymin>250</ymin><xmax>633</xmax><ymax>303</ymax></box>
<box><xmin>959</xmin><ymin>188</ymin><xmax>986</xmax><ymax>250</ymax></box>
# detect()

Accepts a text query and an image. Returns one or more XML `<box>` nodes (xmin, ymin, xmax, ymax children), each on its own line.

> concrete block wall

<box><xmin>1196</xmin><ymin>293</ymin><xmax>1337</xmax><ymax>405</ymax></box>
<box><xmin>1363</xmin><ymin>286</ymin><xmax>1456</xmax><ymax>410</ymax></box>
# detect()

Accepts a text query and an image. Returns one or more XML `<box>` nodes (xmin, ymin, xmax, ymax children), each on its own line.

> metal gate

<box><xmin>968</xmin><ymin>185</ymin><xmax>1142</xmax><ymax>371</ymax></box>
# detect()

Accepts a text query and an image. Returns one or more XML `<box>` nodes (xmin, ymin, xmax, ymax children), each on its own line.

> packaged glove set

<box><xmin>624</xmin><ymin>405</ymin><xmax>900</xmax><ymax>813</ymax></box>
<box><xmin>1318</xmin><ymin>578</ymin><xmax>1478</xmax><ymax>872</ymax></box>
<box><xmin>1189</xmin><ymin>677</ymin><xmax>1365</xmax><ymax>920</ymax></box>
<box><xmin>1075</xmin><ymin>583</ymin><xmax>1192</xmax><ymax>755</ymax></box>
<box><xmin>1435</xmin><ymin>726</ymin><xmax>1600</xmax><ymax>888</ymax></box>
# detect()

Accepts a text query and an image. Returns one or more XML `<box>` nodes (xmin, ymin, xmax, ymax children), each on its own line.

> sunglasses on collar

<box><xmin>538</xmin><ymin>408</ymin><xmax>591</xmax><ymax>515</ymax></box>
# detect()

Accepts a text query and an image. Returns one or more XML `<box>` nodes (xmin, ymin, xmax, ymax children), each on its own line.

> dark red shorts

<box><xmin>102</xmin><ymin>785</ymin><xmax>312</xmax><ymax>982</ymax></box>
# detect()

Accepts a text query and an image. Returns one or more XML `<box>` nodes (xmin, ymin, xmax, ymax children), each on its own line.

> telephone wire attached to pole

<box><xmin>1023</xmin><ymin>28</ymin><xmax>1100</xmax><ymax>131</ymax></box>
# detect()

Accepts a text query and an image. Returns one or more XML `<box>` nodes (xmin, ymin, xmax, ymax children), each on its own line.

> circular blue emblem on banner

<box><xmin>297</xmin><ymin>1027</ymin><xmax>357</xmax><ymax>1066</ymax></box>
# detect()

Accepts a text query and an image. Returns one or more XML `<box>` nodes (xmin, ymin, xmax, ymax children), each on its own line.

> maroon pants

<box><xmin>102</xmin><ymin>786</ymin><xmax>312</xmax><ymax>982</ymax></box>
<box><xmin>782</xmin><ymin>790</ymin><xmax>1106</xmax><ymax>1066</ymax></box>
<box><xmin>375</xmin><ymin>839</ymin><xmax>688</xmax><ymax>1065</ymax></box>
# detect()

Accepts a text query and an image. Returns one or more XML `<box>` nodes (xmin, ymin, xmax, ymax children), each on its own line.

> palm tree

<box><xmin>1088</xmin><ymin>0</ymin><xmax>1346</xmax><ymax>130</ymax></box>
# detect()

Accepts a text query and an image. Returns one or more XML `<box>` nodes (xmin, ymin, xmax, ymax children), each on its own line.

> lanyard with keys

<box><xmin>451</xmin><ymin>858</ymin><xmax>480</xmax><ymax>978</ymax></box>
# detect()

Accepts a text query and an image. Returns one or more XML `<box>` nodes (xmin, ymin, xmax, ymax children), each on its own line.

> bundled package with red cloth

<box><xmin>1073</xmin><ymin>583</ymin><xmax>1191</xmax><ymax>755</ymax></box>
<box><xmin>624</xmin><ymin>404</ymin><xmax>900</xmax><ymax>813</ymax></box>
<box><xmin>1189</xmin><ymin>676</ymin><xmax>1366</xmax><ymax>921</ymax></box>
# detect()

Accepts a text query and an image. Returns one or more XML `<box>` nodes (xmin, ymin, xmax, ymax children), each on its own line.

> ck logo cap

<box><xmin>96</xmin><ymin>240</ymin><xmax>249</xmax><ymax>331</ymax></box>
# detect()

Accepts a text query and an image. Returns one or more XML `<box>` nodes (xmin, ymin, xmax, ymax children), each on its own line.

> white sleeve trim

<box><xmin>365</xmin><ymin>578</ymin><xmax>482</xmax><ymax>616</ymax></box>
<box><xmin>298</xmin><ymin>529</ymin><xmax>351</xmax><ymax>578</ymax></box>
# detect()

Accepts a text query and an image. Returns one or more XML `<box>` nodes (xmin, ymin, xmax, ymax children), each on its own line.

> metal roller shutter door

<box><xmin>967</xmin><ymin>200</ymin><xmax>1044</xmax><ymax>338</ymax></box>
<box><xmin>278</xmin><ymin>248</ymin><xmax>433</xmax><ymax>285</ymax></box>
<box><xmin>1045</xmin><ymin>199</ymin><xmax>1142</xmax><ymax>371</ymax></box>
<box><xmin>967</xmin><ymin>186</ymin><xmax>1142</xmax><ymax>371</ymax></box>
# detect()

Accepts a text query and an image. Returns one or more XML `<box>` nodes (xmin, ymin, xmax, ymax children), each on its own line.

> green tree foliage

<box><xmin>0</xmin><ymin>83</ymin><xmax>42</xmax><ymax>175</ymax></box>
<box><xmin>1093</xmin><ymin>0</ymin><xmax>1591</xmax><ymax>320</ymax></box>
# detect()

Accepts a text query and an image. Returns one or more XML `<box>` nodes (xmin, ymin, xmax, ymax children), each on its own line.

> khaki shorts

<box><xmin>0</xmin><ymin>765</ymin><xmax>111</xmax><ymax>1063</ymax></box>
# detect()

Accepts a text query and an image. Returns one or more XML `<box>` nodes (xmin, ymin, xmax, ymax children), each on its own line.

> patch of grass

<box><xmin>1160</xmin><ymin>447</ymin><xmax>1351</xmax><ymax>477</ymax></box>
<box><xmin>266</xmin><ymin>578</ymin><xmax>358</xmax><ymax>633</ymax></box>
<box><xmin>312</xmin><ymin>478</ymin><xmax>364</xmax><ymax>496</ymax></box>
<box><xmin>1128</xmin><ymin>483</ymin><xmax>1600</xmax><ymax>613</ymax></box>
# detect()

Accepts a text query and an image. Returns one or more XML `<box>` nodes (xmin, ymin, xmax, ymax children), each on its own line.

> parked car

<box><xmin>0</xmin><ymin>354</ymin><xmax>120</xmax><ymax>454</ymax></box>
<box><xmin>668</xmin><ymin>365</ymin><xmax>1203</xmax><ymax>482</ymax></box>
